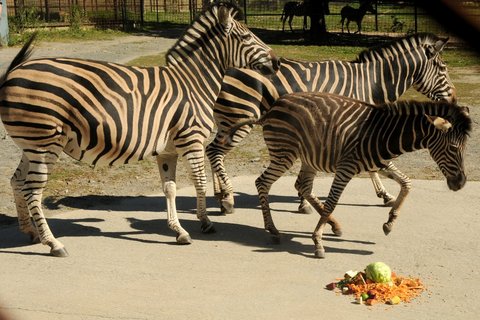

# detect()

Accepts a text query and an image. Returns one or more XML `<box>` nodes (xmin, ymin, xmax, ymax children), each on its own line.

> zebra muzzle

<box><xmin>447</xmin><ymin>171</ymin><xmax>466</xmax><ymax>191</ymax></box>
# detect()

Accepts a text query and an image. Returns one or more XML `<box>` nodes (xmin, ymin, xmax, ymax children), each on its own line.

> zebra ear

<box><xmin>426</xmin><ymin>115</ymin><xmax>452</xmax><ymax>132</ymax></box>
<box><xmin>218</xmin><ymin>5</ymin><xmax>233</xmax><ymax>33</ymax></box>
<box><xmin>426</xmin><ymin>38</ymin><xmax>448</xmax><ymax>59</ymax></box>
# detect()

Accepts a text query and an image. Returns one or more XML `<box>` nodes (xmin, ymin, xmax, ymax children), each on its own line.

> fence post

<box><xmin>0</xmin><ymin>0</ymin><xmax>9</xmax><ymax>47</ymax></box>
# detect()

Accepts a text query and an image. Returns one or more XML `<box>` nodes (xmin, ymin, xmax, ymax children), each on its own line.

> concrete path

<box><xmin>0</xmin><ymin>176</ymin><xmax>478</xmax><ymax>320</ymax></box>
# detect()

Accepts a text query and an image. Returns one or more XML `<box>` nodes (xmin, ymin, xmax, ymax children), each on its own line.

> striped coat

<box><xmin>244</xmin><ymin>92</ymin><xmax>471</xmax><ymax>258</ymax></box>
<box><xmin>0</xmin><ymin>2</ymin><xmax>279</xmax><ymax>256</ymax></box>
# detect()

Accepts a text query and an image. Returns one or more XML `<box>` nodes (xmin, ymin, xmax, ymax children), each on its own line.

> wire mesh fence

<box><xmin>3</xmin><ymin>0</ymin><xmax>480</xmax><ymax>37</ymax></box>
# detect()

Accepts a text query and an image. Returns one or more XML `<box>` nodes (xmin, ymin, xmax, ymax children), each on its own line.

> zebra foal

<box><xmin>0</xmin><ymin>1</ymin><xmax>279</xmax><ymax>257</ymax></box>
<box><xmin>207</xmin><ymin>33</ymin><xmax>456</xmax><ymax>219</ymax></box>
<box><xmin>228</xmin><ymin>92</ymin><xmax>471</xmax><ymax>258</ymax></box>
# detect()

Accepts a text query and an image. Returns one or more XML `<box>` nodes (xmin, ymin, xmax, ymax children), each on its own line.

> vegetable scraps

<box><xmin>326</xmin><ymin>262</ymin><xmax>425</xmax><ymax>306</ymax></box>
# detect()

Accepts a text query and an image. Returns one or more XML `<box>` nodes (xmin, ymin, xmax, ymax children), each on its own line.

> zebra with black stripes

<box><xmin>227</xmin><ymin>92</ymin><xmax>471</xmax><ymax>258</ymax></box>
<box><xmin>0</xmin><ymin>1</ymin><xmax>279</xmax><ymax>257</ymax></box>
<box><xmin>207</xmin><ymin>33</ymin><xmax>456</xmax><ymax>222</ymax></box>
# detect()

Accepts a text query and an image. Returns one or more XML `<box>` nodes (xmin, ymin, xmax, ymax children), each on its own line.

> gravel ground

<box><xmin>0</xmin><ymin>34</ymin><xmax>479</xmax><ymax>220</ymax></box>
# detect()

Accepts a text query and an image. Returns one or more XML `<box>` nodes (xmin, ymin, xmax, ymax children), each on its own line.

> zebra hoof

<box><xmin>269</xmin><ymin>234</ymin><xmax>281</xmax><ymax>244</ymax></box>
<box><xmin>383</xmin><ymin>222</ymin><xmax>392</xmax><ymax>235</ymax></box>
<box><xmin>176</xmin><ymin>233</ymin><xmax>193</xmax><ymax>245</ymax></box>
<box><xmin>50</xmin><ymin>247</ymin><xmax>69</xmax><ymax>257</ymax></box>
<box><xmin>332</xmin><ymin>227</ymin><xmax>343</xmax><ymax>237</ymax></box>
<box><xmin>383</xmin><ymin>195</ymin><xmax>396</xmax><ymax>207</ymax></box>
<box><xmin>220</xmin><ymin>205</ymin><xmax>235</xmax><ymax>215</ymax></box>
<box><xmin>314</xmin><ymin>249</ymin><xmax>326</xmax><ymax>259</ymax></box>
<box><xmin>298</xmin><ymin>204</ymin><xmax>314</xmax><ymax>215</ymax></box>
<box><xmin>201</xmin><ymin>222</ymin><xmax>216</xmax><ymax>234</ymax></box>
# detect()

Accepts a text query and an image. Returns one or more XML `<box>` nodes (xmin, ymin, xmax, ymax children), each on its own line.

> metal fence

<box><xmin>3</xmin><ymin>0</ymin><xmax>480</xmax><ymax>36</ymax></box>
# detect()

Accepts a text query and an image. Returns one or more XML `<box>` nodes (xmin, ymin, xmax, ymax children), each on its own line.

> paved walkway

<box><xmin>0</xmin><ymin>176</ymin><xmax>478</xmax><ymax>320</ymax></box>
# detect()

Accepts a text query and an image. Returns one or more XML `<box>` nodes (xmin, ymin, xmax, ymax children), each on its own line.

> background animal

<box><xmin>340</xmin><ymin>0</ymin><xmax>377</xmax><ymax>34</ymax></box>
<box><xmin>280</xmin><ymin>1</ymin><xmax>307</xmax><ymax>32</ymax></box>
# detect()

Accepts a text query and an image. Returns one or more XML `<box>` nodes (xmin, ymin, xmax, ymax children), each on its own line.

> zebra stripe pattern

<box><xmin>247</xmin><ymin>92</ymin><xmax>471</xmax><ymax>258</ymax></box>
<box><xmin>207</xmin><ymin>32</ymin><xmax>456</xmax><ymax>216</ymax></box>
<box><xmin>0</xmin><ymin>1</ymin><xmax>279</xmax><ymax>257</ymax></box>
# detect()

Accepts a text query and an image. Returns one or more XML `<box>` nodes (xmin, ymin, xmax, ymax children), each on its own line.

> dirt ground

<box><xmin>0</xmin><ymin>35</ymin><xmax>479</xmax><ymax>219</ymax></box>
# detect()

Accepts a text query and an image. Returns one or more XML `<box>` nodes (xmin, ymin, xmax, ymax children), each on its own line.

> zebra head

<box><xmin>413</xmin><ymin>35</ymin><xmax>456</xmax><ymax>103</ymax></box>
<box><xmin>426</xmin><ymin>104</ymin><xmax>471</xmax><ymax>191</ymax></box>
<box><xmin>212</xmin><ymin>2</ymin><xmax>280</xmax><ymax>75</ymax></box>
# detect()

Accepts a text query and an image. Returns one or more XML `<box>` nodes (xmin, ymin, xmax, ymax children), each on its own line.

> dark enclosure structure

<box><xmin>3</xmin><ymin>0</ymin><xmax>480</xmax><ymax>38</ymax></box>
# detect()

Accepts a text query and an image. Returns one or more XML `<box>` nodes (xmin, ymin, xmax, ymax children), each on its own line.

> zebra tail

<box><xmin>0</xmin><ymin>32</ymin><xmax>37</xmax><ymax>86</ymax></box>
<box><xmin>218</xmin><ymin>117</ymin><xmax>259</xmax><ymax>146</ymax></box>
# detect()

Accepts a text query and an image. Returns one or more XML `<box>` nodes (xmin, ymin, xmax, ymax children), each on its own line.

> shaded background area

<box><xmin>2</xmin><ymin>0</ymin><xmax>479</xmax><ymax>47</ymax></box>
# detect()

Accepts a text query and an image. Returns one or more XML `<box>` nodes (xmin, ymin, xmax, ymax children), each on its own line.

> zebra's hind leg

<box><xmin>207</xmin><ymin>124</ymin><xmax>253</xmax><ymax>215</ymax></box>
<box><xmin>295</xmin><ymin>169</ymin><xmax>343</xmax><ymax>236</ymax></box>
<box><xmin>156</xmin><ymin>154</ymin><xmax>192</xmax><ymax>244</ymax></box>
<box><xmin>255</xmin><ymin>154</ymin><xmax>297</xmax><ymax>243</ymax></box>
<box><xmin>10</xmin><ymin>154</ymin><xmax>39</xmax><ymax>243</ymax></box>
<box><xmin>377</xmin><ymin>166</ymin><xmax>412</xmax><ymax>235</ymax></box>
<box><xmin>21</xmin><ymin>151</ymin><xmax>68</xmax><ymax>257</ymax></box>
<box><xmin>369</xmin><ymin>170</ymin><xmax>396</xmax><ymax>206</ymax></box>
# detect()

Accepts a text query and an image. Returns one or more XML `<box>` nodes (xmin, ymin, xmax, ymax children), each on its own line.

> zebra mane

<box><xmin>165</xmin><ymin>1</ymin><xmax>242</xmax><ymax>61</ymax></box>
<box><xmin>353</xmin><ymin>33</ymin><xmax>442</xmax><ymax>63</ymax></box>
<box><xmin>380</xmin><ymin>100</ymin><xmax>472</xmax><ymax>136</ymax></box>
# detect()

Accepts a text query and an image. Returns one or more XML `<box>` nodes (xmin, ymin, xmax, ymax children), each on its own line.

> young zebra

<box><xmin>340</xmin><ymin>0</ymin><xmax>377</xmax><ymax>34</ymax></box>
<box><xmin>229</xmin><ymin>92</ymin><xmax>471</xmax><ymax>258</ymax></box>
<box><xmin>207</xmin><ymin>33</ymin><xmax>456</xmax><ymax>219</ymax></box>
<box><xmin>0</xmin><ymin>2</ymin><xmax>279</xmax><ymax>257</ymax></box>
<box><xmin>280</xmin><ymin>1</ymin><xmax>307</xmax><ymax>32</ymax></box>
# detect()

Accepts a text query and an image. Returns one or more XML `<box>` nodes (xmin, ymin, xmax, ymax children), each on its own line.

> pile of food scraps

<box><xmin>326</xmin><ymin>262</ymin><xmax>425</xmax><ymax>306</ymax></box>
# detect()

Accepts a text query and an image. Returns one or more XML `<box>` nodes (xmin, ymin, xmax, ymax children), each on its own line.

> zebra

<box><xmin>225</xmin><ymin>92</ymin><xmax>471</xmax><ymax>258</ymax></box>
<box><xmin>340</xmin><ymin>0</ymin><xmax>377</xmax><ymax>34</ymax></box>
<box><xmin>206</xmin><ymin>33</ymin><xmax>456</xmax><ymax>227</ymax></box>
<box><xmin>280</xmin><ymin>1</ymin><xmax>307</xmax><ymax>32</ymax></box>
<box><xmin>0</xmin><ymin>1</ymin><xmax>280</xmax><ymax>257</ymax></box>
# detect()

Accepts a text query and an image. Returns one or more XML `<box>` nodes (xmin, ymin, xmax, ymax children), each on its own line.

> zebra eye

<box><xmin>241</xmin><ymin>33</ymin><xmax>253</xmax><ymax>41</ymax></box>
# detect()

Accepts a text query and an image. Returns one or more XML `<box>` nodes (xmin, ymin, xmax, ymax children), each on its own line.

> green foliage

<box><xmin>8</xmin><ymin>6</ymin><xmax>42</xmax><ymax>33</ymax></box>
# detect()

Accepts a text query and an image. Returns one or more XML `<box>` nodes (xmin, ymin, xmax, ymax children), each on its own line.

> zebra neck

<box><xmin>368</xmin><ymin>104</ymin><xmax>438</xmax><ymax>158</ymax></box>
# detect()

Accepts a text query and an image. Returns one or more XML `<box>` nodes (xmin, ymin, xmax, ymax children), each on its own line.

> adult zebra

<box><xmin>228</xmin><ymin>92</ymin><xmax>471</xmax><ymax>258</ymax></box>
<box><xmin>207</xmin><ymin>33</ymin><xmax>456</xmax><ymax>222</ymax></box>
<box><xmin>0</xmin><ymin>1</ymin><xmax>279</xmax><ymax>257</ymax></box>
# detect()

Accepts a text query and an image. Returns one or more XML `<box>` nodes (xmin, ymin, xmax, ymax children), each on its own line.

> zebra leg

<box><xmin>10</xmin><ymin>154</ymin><xmax>39</xmax><ymax>243</ymax></box>
<box><xmin>206</xmin><ymin>124</ymin><xmax>253</xmax><ymax>215</ymax></box>
<box><xmin>156</xmin><ymin>154</ymin><xmax>192</xmax><ymax>244</ymax></box>
<box><xmin>295</xmin><ymin>168</ymin><xmax>343</xmax><ymax>236</ymax></box>
<box><xmin>369</xmin><ymin>171</ymin><xmax>396</xmax><ymax>206</ymax></box>
<box><xmin>22</xmin><ymin>152</ymin><xmax>68</xmax><ymax>257</ymax></box>
<box><xmin>308</xmin><ymin>172</ymin><xmax>353</xmax><ymax>258</ymax></box>
<box><xmin>288</xmin><ymin>16</ymin><xmax>294</xmax><ymax>32</ymax></box>
<box><xmin>377</xmin><ymin>166</ymin><xmax>412</xmax><ymax>235</ymax></box>
<box><xmin>182</xmin><ymin>149</ymin><xmax>215</xmax><ymax>234</ymax></box>
<box><xmin>255</xmin><ymin>154</ymin><xmax>296</xmax><ymax>242</ymax></box>
<box><xmin>295</xmin><ymin>170</ymin><xmax>313</xmax><ymax>215</ymax></box>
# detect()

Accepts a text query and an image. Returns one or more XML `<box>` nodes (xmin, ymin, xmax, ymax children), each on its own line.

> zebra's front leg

<box><xmin>369</xmin><ymin>170</ymin><xmax>396</xmax><ymax>206</ymax></box>
<box><xmin>295</xmin><ymin>169</ymin><xmax>343</xmax><ymax>236</ymax></box>
<box><xmin>10</xmin><ymin>154</ymin><xmax>39</xmax><ymax>243</ymax></box>
<box><xmin>183</xmin><ymin>149</ymin><xmax>215</xmax><ymax>234</ymax></box>
<box><xmin>156</xmin><ymin>154</ymin><xmax>192</xmax><ymax>244</ymax></box>
<box><xmin>377</xmin><ymin>166</ymin><xmax>412</xmax><ymax>235</ymax></box>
